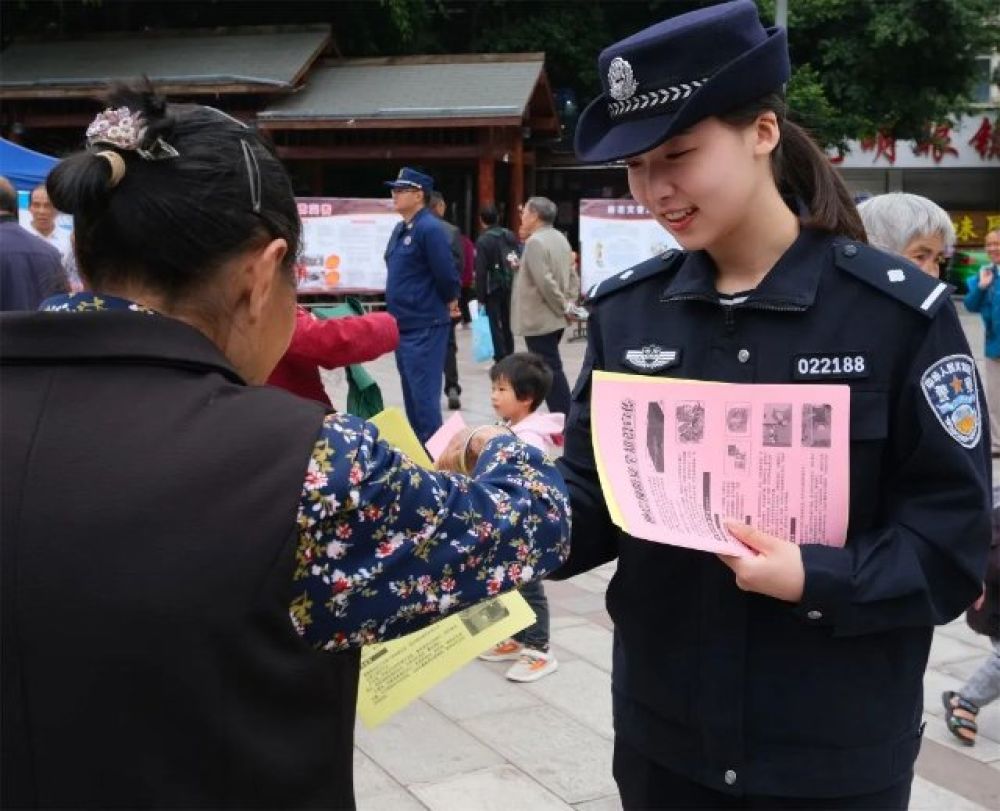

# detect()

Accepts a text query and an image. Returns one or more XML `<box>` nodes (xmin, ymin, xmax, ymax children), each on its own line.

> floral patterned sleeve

<box><xmin>290</xmin><ymin>413</ymin><xmax>571</xmax><ymax>650</ymax></box>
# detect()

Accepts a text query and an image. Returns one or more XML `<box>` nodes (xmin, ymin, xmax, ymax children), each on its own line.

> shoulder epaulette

<box><xmin>834</xmin><ymin>240</ymin><xmax>952</xmax><ymax>318</ymax></box>
<box><xmin>586</xmin><ymin>250</ymin><xmax>685</xmax><ymax>303</ymax></box>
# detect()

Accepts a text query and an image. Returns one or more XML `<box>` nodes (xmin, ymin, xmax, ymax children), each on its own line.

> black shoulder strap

<box><xmin>834</xmin><ymin>241</ymin><xmax>952</xmax><ymax>318</ymax></box>
<box><xmin>585</xmin><ymin>250</ymin><xmax>685</xmax><ymax>303</ymax></box>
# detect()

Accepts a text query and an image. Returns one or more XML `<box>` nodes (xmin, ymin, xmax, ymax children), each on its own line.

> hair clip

<box><xmin>240</xmin><ymin>139</ymin><xmax>262</xmax><ymax>214</ymax></box>
<box><xmin>86</xmin><ymin>106</ymin><xmax>179</xmax><ymax>161</ymax></box>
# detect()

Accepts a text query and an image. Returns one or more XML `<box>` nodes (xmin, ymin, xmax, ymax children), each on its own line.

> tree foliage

<box><xmin>4</xmin><ymin>0</ymin><xmax>997</xmax><ymax>146</ymax></box>
<box><xmin>759</xmin><ymin>0</ymin><xmax>999</xmax><ymax>142</ymax></box>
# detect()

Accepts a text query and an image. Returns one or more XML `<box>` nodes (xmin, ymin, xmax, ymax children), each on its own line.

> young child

<box><xmin>479</xmin><ymin>352</ymin><xmax>565</xmax><ymax>682</ymax></box>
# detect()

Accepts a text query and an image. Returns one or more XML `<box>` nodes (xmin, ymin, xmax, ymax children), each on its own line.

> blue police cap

<box><xmin>384</xmin><ymin>167</ymin><xmax>434</xmax><ymax>195</ymax></box>
<box><xmin>575</xmin><ymin>0</ymin><xmax>789</xmax><ymax>163</ymax></box>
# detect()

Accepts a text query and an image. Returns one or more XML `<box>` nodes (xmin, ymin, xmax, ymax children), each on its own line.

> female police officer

<box><xmin>554</xmin><ymin>2</ymin><xmax>991</xmax><ymax>808</ymax></box>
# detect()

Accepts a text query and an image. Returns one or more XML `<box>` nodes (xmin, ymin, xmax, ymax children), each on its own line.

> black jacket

<box><xmin>0</xmin><ymin>216</ymin><xmax>68</xmax><ymax>312</ymax></box>
<box><xmin>1</xmin><ymin>309</ymin><xmax>359</xmax><ymax>808</ymax></box>
<box><xmin>555</xmin><ymin>228</ymin><xmax>991</xmax><ymax>798</ymax></box>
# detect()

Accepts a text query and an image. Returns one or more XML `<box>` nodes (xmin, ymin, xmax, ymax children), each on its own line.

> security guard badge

<box><xmin>624</xmin><ymin>345</ymin><xmax>680</xmax><ymax>373</ymax></box>
<box><xmin>920</xmin><ymin>353</ymin><xmax>981</xmax><ymax>449</ymax></box>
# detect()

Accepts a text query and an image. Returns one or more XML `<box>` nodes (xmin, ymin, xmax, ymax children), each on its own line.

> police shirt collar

<box><xmin>660</xmin><ymin>227</ymin><xmax>828</xmax><ymax>309</ymax></box>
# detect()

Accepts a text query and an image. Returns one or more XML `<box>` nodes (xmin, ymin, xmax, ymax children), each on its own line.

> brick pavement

<box><xmin>321</xmin><ymin>310</ymin><xmax>1000</xmax><ymax>810</ymax></box>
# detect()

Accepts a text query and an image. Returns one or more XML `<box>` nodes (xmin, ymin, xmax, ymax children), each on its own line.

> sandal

<box><xmin>942</xmin><ymin>690</ymin><xmax>979</xmax><ymax>747</ymax></box>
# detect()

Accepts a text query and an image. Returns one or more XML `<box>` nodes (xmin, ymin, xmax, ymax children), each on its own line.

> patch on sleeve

<box><xmin>920</xmin><ymin>354</ymin><xmax>982</xmax><ymax>449</ymax></box>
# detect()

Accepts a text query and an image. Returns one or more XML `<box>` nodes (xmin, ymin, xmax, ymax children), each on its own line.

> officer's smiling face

<box><xmin>625</xmin><ymin>115</ymin><xmax>779</xmax><ymax>253</ymax></box>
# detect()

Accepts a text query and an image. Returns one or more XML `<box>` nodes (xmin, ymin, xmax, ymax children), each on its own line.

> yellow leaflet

<box><xmin>369</xmin><ymin>407</ymin><xmax>434</xmax><ymax>469</ymax></box>
<box><xmin>357</xmin><ymin>591</ymin><xmax>535</xmax><ymax>728</ymax></box>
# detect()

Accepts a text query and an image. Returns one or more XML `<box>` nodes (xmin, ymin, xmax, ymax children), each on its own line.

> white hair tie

<box><xmin>95</xmin><ymin>150</ymin><xmax>126</xmax><ymax>187</ymax></box>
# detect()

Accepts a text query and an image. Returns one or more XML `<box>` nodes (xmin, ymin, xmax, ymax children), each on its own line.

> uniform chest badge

<box><xmin>920</xmin><ymin>353</ymin><xmax>981</xmax><ymax>449</ymax></box>
<box><xmin>607</xmin><ymin>56</ymin><xmax>638</xmax><ymax>101</ymax></box>
<box><xmin>403</xmin><ymin>235</ymin><xmax>412</xmax><ymax>246</ymax></box>
<box><xmin>623</xmin><ymin>345</ymin><xmax>680</xmax><ymax>373</ymax></box>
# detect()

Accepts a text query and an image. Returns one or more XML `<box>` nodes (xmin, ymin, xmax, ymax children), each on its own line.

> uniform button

<box><xmin>807</xmin><ymin>610</ymin><xmax>823</xmax><ymax>620</ymax></box>
<box><xmin>724</xmin><ymin>769</ymin><xmax>737</xmax><ymax>786</ymax></box>
<box><xmin>737</xmin><ymin>348</ymin><xmax>750</xmax><ymax>363</ymax></box>
<box><xmin>843</xmin><ymin>244</ymin><xmax>858</xmax><ymax>257</ymax></box>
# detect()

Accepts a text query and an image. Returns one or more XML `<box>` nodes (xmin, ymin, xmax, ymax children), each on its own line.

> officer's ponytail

<box><xmin>721</xmin><ymin>93</ymin><xmax>866</xmax><ymax>243</ymax></box>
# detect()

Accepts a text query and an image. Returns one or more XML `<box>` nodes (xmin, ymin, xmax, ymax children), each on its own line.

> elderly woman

<box><xmin>0</xmin><ymin>85</ymin><xmax>569</xmax><ymax>809</ymax></box>
<box><xmin>857</xmin><ymin>192</ymin><xmax>956</xmax><ymax>278</ymax></box>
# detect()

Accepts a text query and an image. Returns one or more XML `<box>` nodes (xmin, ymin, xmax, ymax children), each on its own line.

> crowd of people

<box><xmin>1</xmin><ymin>0</ymin><xmax>997</xmax><ymax>809</ymax></box>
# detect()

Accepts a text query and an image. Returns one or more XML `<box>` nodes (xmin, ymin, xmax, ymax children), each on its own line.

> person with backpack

<box><xmin>474</xmin><ymin>202</ymin><xmax>518</xmax><ymax>361</ymax></box>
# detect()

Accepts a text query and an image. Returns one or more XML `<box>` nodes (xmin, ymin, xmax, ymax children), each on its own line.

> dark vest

<box><xmin>1</xmin><ymin>310</ymin><xmax>360</xmax><ymax>809</ymax></box>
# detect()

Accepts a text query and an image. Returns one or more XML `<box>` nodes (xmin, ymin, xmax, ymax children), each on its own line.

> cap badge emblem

<box><xmin>608</xmin><ymin>57</ymin><xmax>638</xmax><ymax>101</ymax></box>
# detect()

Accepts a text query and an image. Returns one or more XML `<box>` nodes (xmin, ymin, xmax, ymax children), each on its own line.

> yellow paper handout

<box><xmin>358</xmin><ymin>407</ymin><xmax>536</xmax><ymax>727</ymax></box>
<box><xmin>356</xmin><ymin>592</ymin><xmax>535</xmax><ymax>728</ymax></box>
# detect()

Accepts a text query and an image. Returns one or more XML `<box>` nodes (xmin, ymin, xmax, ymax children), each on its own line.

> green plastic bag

<box><xmin>312</xmin><ymin>299</ymin><xmax>385</xmax><ymax>419</ymax></box>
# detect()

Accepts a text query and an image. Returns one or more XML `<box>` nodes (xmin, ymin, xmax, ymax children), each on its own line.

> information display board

<box><xmin>295</xmin><ymin>198</ymin><xmax>400</xmax><ymax>294</ymax></box>
<box><xmin>578</xmin><ymin>199</ymin><xmax>680</xmax><ymax>293</ymax></box>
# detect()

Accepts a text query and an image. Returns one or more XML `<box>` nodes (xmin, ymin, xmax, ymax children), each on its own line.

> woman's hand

<box><xmin>717</xmin><ymin>521</ymin><xmax>805</xmax><ymax>603</ymax></box>
<box><xmin>435</xmin><ymin>425</ymin><xmax>509</xmax><ymax>474</ymax></box>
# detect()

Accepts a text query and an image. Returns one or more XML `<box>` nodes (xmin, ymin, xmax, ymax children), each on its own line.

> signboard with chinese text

<box><xmin>830</xmin><ymin>115</ymin><xmax>1000</xmax><ymax>168</ymax></box>
<box><xmin>578</xmin><ymin>199</ymin><xmax>680</xmax><ymax>293</ymax></box>
<box><xmin>949</xmin><ymin>211</ymin><xmax>1000</xmax><ymax>248</ymax></box>
<box><xmin>296</xmin><ymin>198</ymin><xmax>401</xmax><ymax>293</ymax></box>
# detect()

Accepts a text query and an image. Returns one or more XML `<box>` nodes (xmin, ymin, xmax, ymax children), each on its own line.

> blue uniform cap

<box><xmin>384</xmin><ymin>167</ymin><xmax>434</xmax><ymax>195</ymax></box>
<box><xmin>575</xmin><ymin>0</ymin><xmax>790</xmax><ymax>164</ymax></box>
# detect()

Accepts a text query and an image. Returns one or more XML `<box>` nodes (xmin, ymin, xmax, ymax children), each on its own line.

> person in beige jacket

<box><xmin>510</xmin><ymin>196</ymin><xmax>576</xmax><ymax>415</ymax></box>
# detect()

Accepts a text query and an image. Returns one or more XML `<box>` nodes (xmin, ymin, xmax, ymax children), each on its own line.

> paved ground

<box><xmin>321</xmin><ymin>308</ymin><xmax>1000</xmax><ymax>810</ymax></box>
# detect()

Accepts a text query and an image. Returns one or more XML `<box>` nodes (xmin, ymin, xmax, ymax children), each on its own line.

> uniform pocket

<box><xmin>849</xmin><ymin>390</ymin><xmax>889</xmax><ymax>441</ymax></box>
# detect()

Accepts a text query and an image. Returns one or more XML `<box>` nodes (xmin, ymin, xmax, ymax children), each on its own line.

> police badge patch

<box><xmin>624</xmin><ymin>345</ymin><xmax>680</xmax><ymax>373</ymax></box>
<box><xmin>607</xmin><ymin>57</ymin><xmax>638</xmax><ymax>101</ymax></box>
<box><xmin>920</xmin><ymin>354</ymin><xmax>982</xmax><ymax>449</ymax></box>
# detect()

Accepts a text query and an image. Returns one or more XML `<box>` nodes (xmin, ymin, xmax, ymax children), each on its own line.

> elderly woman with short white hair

<box><xmin>858</xmin><ymin>192</ymin><xmax>956</xmax><ymax>278</ymax></box>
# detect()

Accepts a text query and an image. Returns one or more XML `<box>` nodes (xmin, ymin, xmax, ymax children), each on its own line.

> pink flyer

<box><xmin>591</xmin><ymin>372</ymin><xmax>851</xmax><ymax>557</ymax></box>
<box><xmin>425</xmin><ymin>412</ymin><xmax>468</xmax><ymax>463</ymax></box>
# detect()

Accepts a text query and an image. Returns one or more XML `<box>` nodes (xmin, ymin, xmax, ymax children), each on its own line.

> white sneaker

<box><xmin>504</xmin><ymin>648</ymin><xmax>558</xmax><ymax>682</ymax></box>
<box><xmin>478</xmin><ymin>638</ymin><xmax>524</xmax><ymax>662</ymax></box>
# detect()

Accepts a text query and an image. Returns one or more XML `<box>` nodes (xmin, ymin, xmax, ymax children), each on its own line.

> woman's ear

<box><xmin>243</xmin><ymin>238</ymin><xmax>289</xmax><ymax>324</ymax></box>
<box><xmin>752</xmin><ymin>111</ymin><xmax>782</xmax><ymax>157</ymax></box>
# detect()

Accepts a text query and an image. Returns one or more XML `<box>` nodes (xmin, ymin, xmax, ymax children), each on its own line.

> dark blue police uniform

<box><xmin>555</xmin><ymin>229</ymin><xmax>992</xmax><ymax>801</ymax></box>
<box><xmin>384</xmin><ymin>192</ymin><xmax>459</xmax><ymax>442</ymax></box>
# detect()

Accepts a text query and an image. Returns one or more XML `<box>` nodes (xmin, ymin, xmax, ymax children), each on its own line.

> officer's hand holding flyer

<box><xmin>590</xmin><ymin>371</ymin><xmax>850</xmax><ymax>557</ymax></box>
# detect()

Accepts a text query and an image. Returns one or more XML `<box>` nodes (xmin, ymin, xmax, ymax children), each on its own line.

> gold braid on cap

<box><xmin>95</xmin><ymin>150</ymin><xmax>126</xmax><ymax>187</ymax></box>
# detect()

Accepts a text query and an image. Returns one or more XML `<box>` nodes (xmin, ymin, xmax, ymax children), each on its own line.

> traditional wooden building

<box><xmin>257</xmin><ymin>53</ymin><xmax>560</xmax><ymax>234</ymax></box>
<box><xmin>0</xmin><ymin>26</ymin><xmax>332</xmax><ymax>155</ymax></box>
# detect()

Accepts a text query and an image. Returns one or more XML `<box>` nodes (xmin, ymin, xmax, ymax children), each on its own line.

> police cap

<box><xmin>575</xmin><ymin>0</ymin><xmax>790</xmax><ymax>164</ymax></box>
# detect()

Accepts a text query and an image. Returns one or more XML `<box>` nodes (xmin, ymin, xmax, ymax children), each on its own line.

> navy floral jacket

<box><xmin>41</xmin><ymin>293</ymin><xmax>572</xmax><ymax>651</ymax></box>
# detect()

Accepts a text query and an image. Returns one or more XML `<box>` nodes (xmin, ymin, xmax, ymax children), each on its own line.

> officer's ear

<box><xmin>752</xmin><ymin>111</ymin><xmax>781</xmax><ymax>158</ymax></box>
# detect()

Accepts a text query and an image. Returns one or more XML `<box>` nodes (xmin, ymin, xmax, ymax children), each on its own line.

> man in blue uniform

<box><xmin>383</xmin><ymin>168</ymin><xmax>459</xmax><ymax>442</ymax></box>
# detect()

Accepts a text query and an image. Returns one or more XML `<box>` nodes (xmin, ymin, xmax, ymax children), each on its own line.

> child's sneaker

<box><xmin>505</xmin><ymin>649</ymin><xmax>558</xmax><ymax>682</ymax></box>
<box><xmin>478</xmin><ymin>638</ymin><xmax>523</xmax><ymax>662</ymax></box>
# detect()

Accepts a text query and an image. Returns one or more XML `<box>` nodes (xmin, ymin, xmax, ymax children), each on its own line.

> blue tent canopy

<box><xmin>0</xmin><ymin>138</ymin><xmax>58</xmax><ymax>192</ymax></box>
